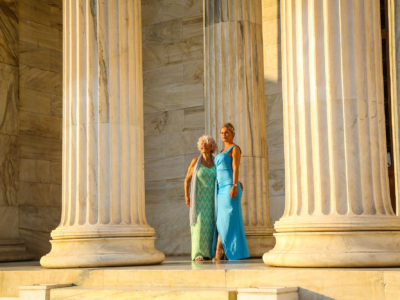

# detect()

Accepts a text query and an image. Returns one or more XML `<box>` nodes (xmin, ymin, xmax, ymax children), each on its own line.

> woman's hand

<box><xmin>230</xmin><ymin>186</ymin><xmax>238</xmax><ymax>199</ymax></box>
<box><xmin>185</xmin><ymin>195</ymin><xmax>190</xmax><ymax>207</ymax></box>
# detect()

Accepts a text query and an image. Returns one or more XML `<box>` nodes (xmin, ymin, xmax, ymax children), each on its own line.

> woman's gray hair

<box><xmin>197</xmin><ymin>135</ymin><xmax>218</xmax><ymax>153</ymax></box>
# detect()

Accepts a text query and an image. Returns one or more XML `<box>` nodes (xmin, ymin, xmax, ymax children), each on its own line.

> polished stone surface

<box><xmin>1</xmin><ymin>258</ymin><xmax>400</xmax><ymax>299</ymax></box>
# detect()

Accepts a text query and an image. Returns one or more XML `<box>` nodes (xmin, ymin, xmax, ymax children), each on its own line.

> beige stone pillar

<box><xmin>264</xmin><ymin>0</ymin><xmax>400</xmax><ymax>267</ymax></box>
<box><xmin>204</xmin><ymin>0</ymin><xmax>275</xmax><ymax>256</ymax></box>
<box><xmin>40</xmin><ymin>0</ymin><xmax>164</xmax><ymax>268</ymax></box>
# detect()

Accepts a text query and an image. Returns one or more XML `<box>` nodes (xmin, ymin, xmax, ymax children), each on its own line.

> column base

<box><xmin>40</xmin><ymin>236</ymin><xmax>165</xmax><ymax>268</ymax></box>
<box><xmin>263</xmin><ymin>231</ymin><xmax>400</xmax><ymax>267</ymax></box>
<box><xmin>0</xmin><ymin>239</ymin><xmax>32</xmax><ymax>262</ymax></box>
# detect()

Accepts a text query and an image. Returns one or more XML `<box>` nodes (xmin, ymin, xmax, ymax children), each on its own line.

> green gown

<box><xmin>191</xmin><ymin>163</ymin><xmax>216</xmax><ymax>260</ymax></box>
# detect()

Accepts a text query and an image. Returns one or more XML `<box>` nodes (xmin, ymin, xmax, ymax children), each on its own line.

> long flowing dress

<box><xmin>191</xmin><ymin>163</ymin><xmax>216</xmax><ymax>260</ymax></box>
<box><xmin>213</xmin><ymin>145</ymin><xmax>249</xmax><ymax>260</ymax></box>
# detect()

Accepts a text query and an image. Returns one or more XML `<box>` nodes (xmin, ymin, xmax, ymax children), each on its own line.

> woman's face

<box><xmin>200</xmin><ymin>142</ymin><xmax>213</xmax><ymax>154</ymax></box>
<box><xmin>220</xmin><ymin>127</ymin><xmax>234</xmax><ymax>143</ymax></box>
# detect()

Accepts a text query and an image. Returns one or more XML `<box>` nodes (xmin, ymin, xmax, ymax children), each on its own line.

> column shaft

<box><xmin>40</xmin><ymin>0</ymin><xmax>164</xmax><ymax>268</ymax></box>
<box><xmin>264</xmin><ymin>0</ymin><xmax>400</xmax><ymax>267</ymax></box>
<box><xmin>205</xmin><ymin>0</ymin><xmax>274</xmax><ymax>256</ymax></box>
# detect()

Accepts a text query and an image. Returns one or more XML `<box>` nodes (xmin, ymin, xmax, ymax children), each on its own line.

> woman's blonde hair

<box><xmin>222</xmin><ymin>122</ymin><xmax>235</xmax><ymax>135</ymax></box>
<box><xmin>197</xmin><ymin>135</ymin><xmax>218</xmax><ymax>153</ymax></box>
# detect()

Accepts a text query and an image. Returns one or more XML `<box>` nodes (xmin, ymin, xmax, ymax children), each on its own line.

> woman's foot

<box><xmin>195</xmin><ymin>256</ymin><xmax>204</xmax><ymax>262</ymax></box>
<box><xmin>212</xmin><ymin>247</ymin><xmax>224</xmax><ymax>263</ymax></box>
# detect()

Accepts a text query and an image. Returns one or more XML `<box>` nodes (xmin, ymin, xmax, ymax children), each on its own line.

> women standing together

<box><xmin>184</xmin><ymin>123</ymin><xmax>249</xmax><ymax>262</ymax></box>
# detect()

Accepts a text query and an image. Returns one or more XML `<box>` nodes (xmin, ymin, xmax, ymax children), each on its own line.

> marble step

<box><xmin>49</xmin><ymin>286</ymin><xmax>236</xmax><ymax>300</ymax></box>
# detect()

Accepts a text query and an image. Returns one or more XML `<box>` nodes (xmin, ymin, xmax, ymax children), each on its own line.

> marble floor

<box><xmin>1</xmin><ymin>257</ymin><xmax>400</xmax><ymax>299</ymax></box>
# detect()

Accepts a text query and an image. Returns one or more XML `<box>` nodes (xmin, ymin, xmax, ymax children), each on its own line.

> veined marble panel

<box><xmin>144</xmin><ymin>82</ymin><xmax>203</xmax><ymax>114</ymax></box>
<box><xmin>145</xmin><ymin>178</ymin><xmax>190</xmax><ymax>255</ymax></box>
<box><xmin>18</xmin><ymin>135</ymin><xmax>61</xmax><ymax>161</ymax></box>
<box><xmin>19</xmin><ymin>111</ymin><xmax>61</xmax><ymax>139</ymax></box>
<box><xmin>19</xmin><ymin>41</ymin><xmax>62</xmax><ymax>73</ymax></box>
<box><xmin>19</xmin><ymin>159</ymin><xmax>51</xmax><ymax>183</ymax></box>
<box><xmin>0</xmin><ymin>0</ymin><xmax>17</xmax><ymax>66</ymax></box>
<box><xmin>19</xmin><ymin>89</ymin><xmax>54</xmax><ymax>116</ymax></box>
<box><xmin>0</xmin><ymin>134</ymin><xmax>18</xmax><ymax>207</ymax></box>
<box><xmin>182</xmin><ymin>16</ymin><xmax>203</xmax><ymax>39</ymax></box>
<box><xmin>18</xmin><ymin>0</ymin><xmax>62</xmax><ymax>30</ymax></box>
<box><xmin>19</xmin><ymin>206</ymin><xmax>59</xmax><ymax>233</ymax></box>
<box><xmin>145</xmin><ymin>156</ymin><xmax>186</xmax><ymax>182</ymax></box>
<box><xmin>19</xmin><ymin>19</ymin><xmax>61</xmax><ymax>52</ymax></box>
<box><xmin>143</xmin><ymin>19</ymin><xmax>182</xmax><ymax>46</ymax></box>
<box><xmin>142</xmin><ymin>0</ymin><xmax>202</xmax><ymax>26</ymax></box>
<box><xmin>19</xmin><ymin>228</ymin><xmax>51</xmax><ymax>259</ymax></box>
<box><xmin>0</xmin><ymin>63</ymin><xmax>18</xmax><ymax>135</ymax></box>
<box><xmin>144</xmin><ymin>110</ymin><xmax>184</xmax><ymax>137</ymax></box>
<box><xmin>18</xmin><ymin>182</ymin><xmax>60</xmax><ymax>207</ymax></box>
<box><xmin>143</xmin><ymin>36</ymin><xmax>203</xmax><ymax>71</ymax></box>
<box><xmin>49</xmin><ymin>161</ymin><xmax>61</xmax><ymax>184</ymax></box>
<box><xmin>0</xmin><ymin>206</ymin><xmax>19</xmax><ymax>239</ymax></box>
<box><xmin>144</xmin><ymin>64</ymin><xmax>184</xmax><ymax>91</ymax></box>
<box><xmin>19</xmin><ymin>65</ymin><xmax>62</xmax><ymax>96</ymax></box>
<box><xmin>183</xmin><ymin>106</ymin><xmax>204</xmax><ymax>132</ymax></box>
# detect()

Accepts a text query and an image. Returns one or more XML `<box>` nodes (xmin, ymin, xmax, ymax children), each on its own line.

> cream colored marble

<box><xmin>264</xmin><ymin>0</ymin><xmax>400</xmax><ymax>267</ymax></box>
<box><xmin>40</xmin><ymin>0</ymin><xmax>164</xmax><ymax>268</ymax></box>
<box><xmin>51</xmin><ymin>287</ymin><xmax>233</xmax><ymax>300</ymax></box>
<box><xmin>19</xmin><ymin>284</ymin><xmax>71</xmax><ymax>300</ymax></box>
<box><xmin>204</xmin><ymin>0</ymin><xmax>274</xmax><ymax>256</ymax></box>
<box><xmin>237</xmin><ymin>287</ymin><xmax>298</xmax><ymax>300</ymax></box>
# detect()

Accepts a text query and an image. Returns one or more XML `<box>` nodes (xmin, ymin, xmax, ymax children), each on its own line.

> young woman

<box><xmin>184</xmin><ymin>135</ymin><xmax>217</xmax><ymax>262</ymax></box>
<box><xmin>212</xmin><ymin>123</ymin><xmax>249</xmax><ymax>261</ymax></box>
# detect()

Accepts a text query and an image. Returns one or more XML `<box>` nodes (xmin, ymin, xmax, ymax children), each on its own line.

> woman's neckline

<box><xmin>200</xmin><ymin>163</ymin><xmax>215</xmax><ymax>169</ymax></box>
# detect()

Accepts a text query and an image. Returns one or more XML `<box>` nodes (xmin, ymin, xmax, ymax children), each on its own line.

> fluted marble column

<box><xmin>264</xmin><ymin>0</ymin><xmax>400</xmax><ymax>267</ymax></box>
<box><xmin>204</xmin><ymin>0</ymin><xmax>275</xmax><ymax>256</ymax></box>
<box><xmin>40</xmin><ymin>0</ymin><xmax>164</xmax><ymax>268</ymax></box>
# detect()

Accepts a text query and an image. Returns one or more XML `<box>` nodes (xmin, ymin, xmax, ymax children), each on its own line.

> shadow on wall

<box><xmin>264</xmin><ymin>0</ymin><xmax>285</xmax><ymax>225</ymax></box>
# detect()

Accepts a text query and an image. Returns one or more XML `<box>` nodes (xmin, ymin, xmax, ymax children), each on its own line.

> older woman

<box><xmin>184</xmin><ymin>135</ymin><xmax>217</xmax><ymax>261</ymax></box>
<box><xmin>212</xmin><ymin>123</ymin><xmax>249</xmax><ymax>261</ymax></box>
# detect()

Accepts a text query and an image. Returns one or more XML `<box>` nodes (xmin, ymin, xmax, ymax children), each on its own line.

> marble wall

<box><xmin>17</xmin><ymin>0</ymin><xmax>62</xmax><ymax>258</ymax></box>
<box><xmin>262</xmin><ymin>0</ymin><xmax>285</xmax><ymax>224</ymax></box>
<box><xmin>0</xmin><ymin>0</ymin><xmax>20</xmax><ymax>241</ymax></box>
<box><xmin>142</xmin><ymin>0</ymin><xmax>285</xmax><ymax>255</ymax></box>
<box><xmin>142</xmin><ymin>0</ymin><xmax>204</xmax><ymax>255</ymax></box>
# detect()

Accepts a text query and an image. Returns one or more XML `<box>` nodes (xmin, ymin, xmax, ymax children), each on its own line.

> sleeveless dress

<box><xmin>191</xmin><ymin>163</ymin><xmax>216</xmax><ymax>260</ymax></box>
<box><xmin>212</xmin><ymin>145</ymin><xmax>249</xmax><ymax>260</ymax></box>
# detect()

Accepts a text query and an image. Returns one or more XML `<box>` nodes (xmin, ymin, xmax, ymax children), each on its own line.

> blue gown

<box><xmin>212</xmin><ymin>145</ymin><xmax>249</xmax><ymax>260</ymax></box>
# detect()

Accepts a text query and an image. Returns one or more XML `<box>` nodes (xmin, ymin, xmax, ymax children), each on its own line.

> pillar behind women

<box><xmin>184</xmin><ymin>136</ymin><xmax>217</xmax><ymax>261</ymax></box>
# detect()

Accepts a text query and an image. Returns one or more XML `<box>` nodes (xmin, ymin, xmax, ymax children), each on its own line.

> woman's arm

<box><xmin>184</xmin><ymin>158</ymin><xmax>197</xmax><ymax>207</ymax></box>
<box><xmin>230</xmin><ymin>146</ymin><xmax>241</xmax><ymax>199</ymax></box>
